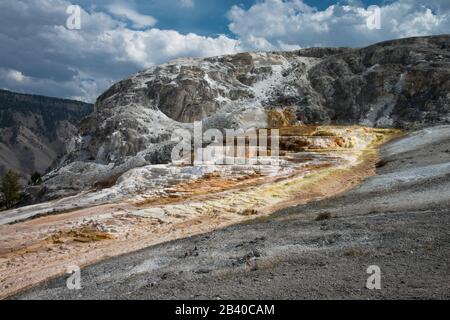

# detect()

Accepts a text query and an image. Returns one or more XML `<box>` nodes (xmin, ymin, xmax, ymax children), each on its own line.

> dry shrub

<box><xmin>315</xmin><ymin>212</ymin><xmax>332</xmax><ymax>221</ymax></box>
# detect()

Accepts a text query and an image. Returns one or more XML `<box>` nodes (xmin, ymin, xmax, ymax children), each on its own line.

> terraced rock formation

<box><xmin>38</xmin><ymin>35</ymin><xmax>450</xmax><ymax>200</ymax></box>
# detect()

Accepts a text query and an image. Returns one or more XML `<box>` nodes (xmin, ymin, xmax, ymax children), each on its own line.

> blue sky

<box><xmin>0</xmin><ymin>0</ymin><xmax>448</xmax><ymax>102</ymax></box>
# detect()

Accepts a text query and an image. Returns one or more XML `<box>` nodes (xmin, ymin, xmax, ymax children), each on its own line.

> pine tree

<box><xmin>0</xmin><ymin>170</ymin><xmax>22</xmax><ymax>209</ymax></box>
<box><xmin>30</xmin><ymin>171</ymin><xmax>42</xmax><ymax>185</ymax></box>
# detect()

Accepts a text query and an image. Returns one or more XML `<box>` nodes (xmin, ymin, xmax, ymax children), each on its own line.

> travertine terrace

<box><xmin>0</xmin><ymin>125</ymin><xmax>400</xmax><ymax>298</ymax></box>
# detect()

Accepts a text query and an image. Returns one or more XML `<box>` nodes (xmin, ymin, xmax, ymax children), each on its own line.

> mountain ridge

<box><xmin>0</xmin><ymin>89</ymin><xmax>93</xmax><ymax>179</ymax></box>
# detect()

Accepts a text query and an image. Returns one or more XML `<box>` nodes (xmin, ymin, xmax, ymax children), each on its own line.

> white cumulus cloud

<box><xmin>5</xmin><ymin>69</ymin><xmax>27</xmax><ymax>82</ymax></box>
<box><xmin>0</xmin><ymin>0</ymin><xmax>239</xmax><ymax>102</ymax></box>
<box><xmin>227</xmin><ymin>0</ymin><xmax>450</xmax><ymax>50</ymax></box>
<box><xmin>107</xmin><ymin>3</ymin><xmax>157</xmax><ymax>29</ymax></box>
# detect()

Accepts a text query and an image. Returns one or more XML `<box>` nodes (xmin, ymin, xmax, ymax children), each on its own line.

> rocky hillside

<box><xmin>0</xmin><ymin>90</ymin><xmax>93</xmax><ymax>180</ymax></box>
<box><xmin>41</xmin><ymin>35</ymin><xmax>450</xmax><ymax>199</ymax></box>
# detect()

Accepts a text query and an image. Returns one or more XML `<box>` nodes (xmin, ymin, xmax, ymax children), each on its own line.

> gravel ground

<box><xmin>14</xmin><ymin>126</ymin><xmax>450</xmax><ymax>300</ymax></box>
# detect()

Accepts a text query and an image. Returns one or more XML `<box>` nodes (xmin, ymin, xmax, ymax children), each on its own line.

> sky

<box><xmin>0</xmin><ymin>0</ymin><xmax>448</xmax><ymax>102</ymax></box>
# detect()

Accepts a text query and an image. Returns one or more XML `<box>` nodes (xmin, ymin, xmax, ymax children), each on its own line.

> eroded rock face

<box><xmin>308</xmin><ymin>36</ymin><xmax>450</xmax><ymax>128</ymax></box>
<box><xmin>43</xmin><ymin>35</ymin><xmax>450</xmax><ymax>199</ymax></box>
